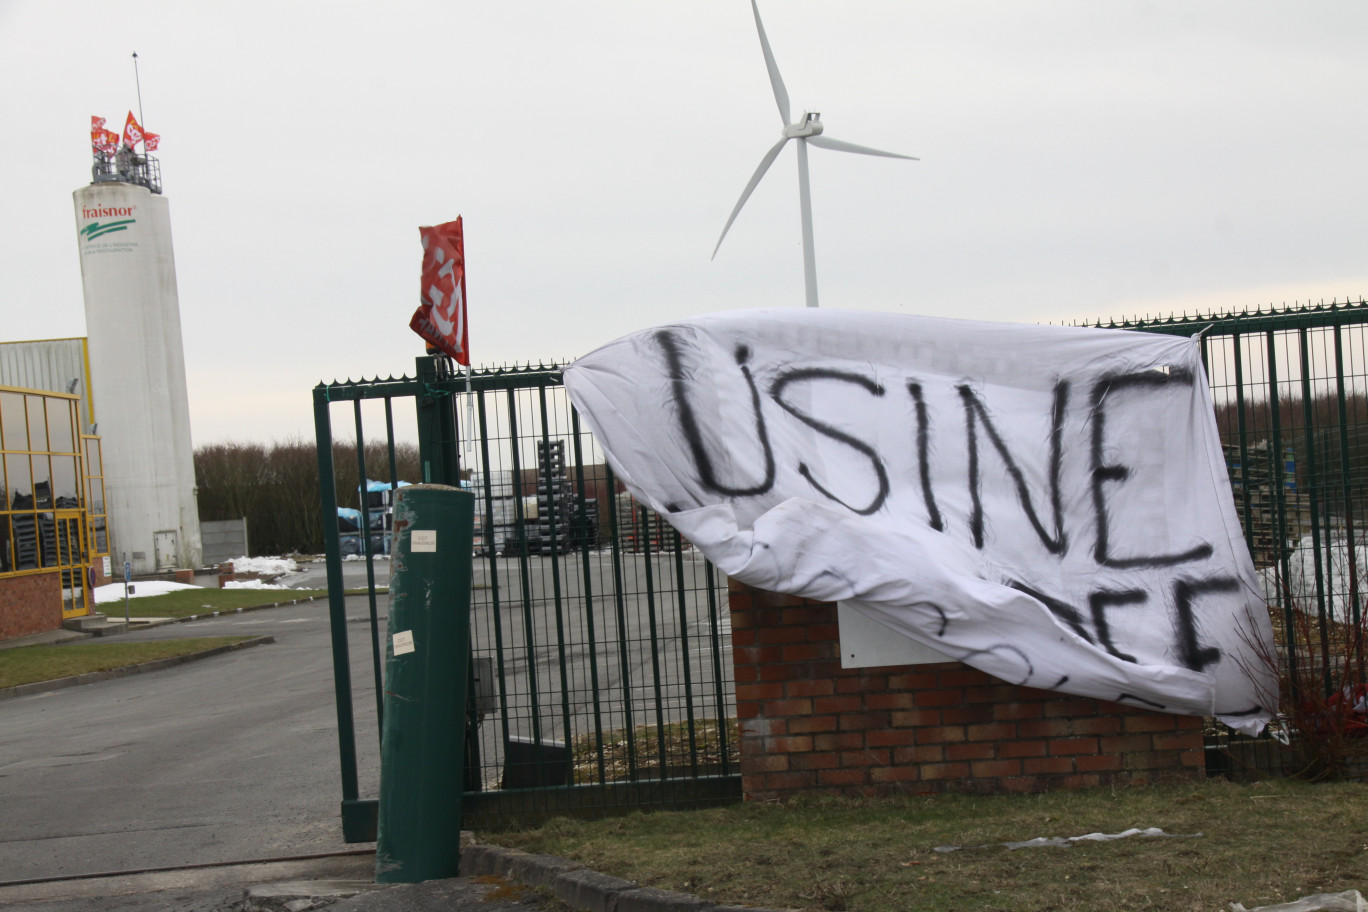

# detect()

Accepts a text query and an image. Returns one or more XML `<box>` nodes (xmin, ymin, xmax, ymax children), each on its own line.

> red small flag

<box><xmin>143</xmin><ymin>131</ymin><xmax>160</xmax><ymax>152</ymax></box>
<box><xmin>121</xmin><ymin>111</ymin><xmax>144</xmax><ymax>149</ymax></box>
<box><xmin>409</xmin><ymin>217</ymin><xmax>470</xmax><ymax>366</ymax></box>
<box><xmin>91</xmin><ymin>116</ymin><xmax>114</xmax><ymax>153</ymax></box>
<box><xmin>91</xmin><ymin>115</ymin><xmax>119</xmax><ymax>155</ymax></box>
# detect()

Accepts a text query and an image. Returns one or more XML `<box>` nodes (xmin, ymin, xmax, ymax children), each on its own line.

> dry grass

<box><xmin>489</xmin><ymin>778</ymin><xmax>1368</xmax><ymax>912</ymax></box>
<box><xmin>570</xmin><ymin>718</ymin><xmax>740</xmax><ymax>784</ymax></box>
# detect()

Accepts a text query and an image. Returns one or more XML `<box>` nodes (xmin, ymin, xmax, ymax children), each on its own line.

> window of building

<box><xmin>0</xmin><ymin>387</ymin><xmax>85</xmax><ymax>577</ymax></box>
<box><xmin>82</xmin><ymin>435</ymin><xmax>108</xmax><ymax>555</ymax></box>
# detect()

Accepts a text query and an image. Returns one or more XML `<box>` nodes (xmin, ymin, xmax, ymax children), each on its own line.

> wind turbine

<box><xmin>712</xmin><ymin>0</ymin><xmax>918</xmax><ymax>308</ymax></box>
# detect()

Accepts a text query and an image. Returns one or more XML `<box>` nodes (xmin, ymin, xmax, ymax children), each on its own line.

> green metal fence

<box><xmin>1095</xmin><ymin>298</ymin><xmax>1368</xmax><ymax>777</ymax></box>
<box><xmin>314</xmin><ymin>357</ymin><xmax>739</xmax><ymax>840</ymax></box>
<box><xmin>319</xmin><ymin>299</ymin><xmax>1368</xmax><ymax>831</ymax></box>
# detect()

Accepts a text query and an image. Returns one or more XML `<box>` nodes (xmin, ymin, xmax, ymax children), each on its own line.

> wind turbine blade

<box><xmin>713</xmin><ymin>137</ymin><xmax>790</xmax><ymax>259</ymax></box>
<box><xmin>751</xmin><ymin>0</ymin><xmax>791</xmax><ymax>125</ymax></box>
<box><xmin>808</xmin><ymin>134</ymin><xmax>919</xmax><ymax>160</ymax></box>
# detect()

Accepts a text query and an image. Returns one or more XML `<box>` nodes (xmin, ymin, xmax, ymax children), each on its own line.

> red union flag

<box><xmin>409</xmin><ymin>217</ymin><xmax>469</xmax><ymax>366</ymax></box>
<box><xmin>143</xmin><ymin>131</ymin><xmax>160</xmax><ymax>151</ymax></box>
<box><xmin>91</xmin><ymin>115</ymin><xmax>119</xmax><ymax>154</ymax></box>
<box><xmin>90</xmin><ymin>116</ymin><xmax>117</xmax><ymax>153</ymax></box>
<box><xmin>121</xmin><ymin>111</ymin><xmax>144</xmax><ymax>148</ymax></box>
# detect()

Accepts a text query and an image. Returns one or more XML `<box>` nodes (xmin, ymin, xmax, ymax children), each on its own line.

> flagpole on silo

<box><xmin>132</xmin><ymin>51</ymin><xmax>145</xmax><ymax>129</ymax></box>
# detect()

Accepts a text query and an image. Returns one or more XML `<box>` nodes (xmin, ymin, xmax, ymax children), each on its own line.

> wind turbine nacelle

<box><xmin>783</xmin><ymin>112</ymin><xmax>824</xmax><ymax>139</ymax></box>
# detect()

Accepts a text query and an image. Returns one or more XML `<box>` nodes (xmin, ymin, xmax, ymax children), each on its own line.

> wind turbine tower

<box><xmin>713</xmin><ymin>0</ymin><xmax>918</xmax><ymax>308</ymax></box>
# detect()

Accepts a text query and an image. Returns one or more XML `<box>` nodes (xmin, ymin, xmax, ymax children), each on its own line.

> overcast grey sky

<box><xmin>2</xmin><ymin>1</ymin><xmax>1364</xmax><ymax>444</ymax></box>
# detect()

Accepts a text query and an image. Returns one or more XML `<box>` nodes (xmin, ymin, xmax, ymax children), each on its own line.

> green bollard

<box><xmin>375</xmin><ymin>483</ymin><xmax>474</xmax><ymax>883</ymax></box>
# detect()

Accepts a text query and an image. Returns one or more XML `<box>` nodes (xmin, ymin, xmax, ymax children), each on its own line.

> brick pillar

<box><xmin>729</xmin><ymin>580</ymin><xmax>1205</xmax><ymax>800</ymax></box>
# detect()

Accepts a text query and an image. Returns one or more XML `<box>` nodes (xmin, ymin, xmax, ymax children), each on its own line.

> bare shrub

<box><xmin>196</xmin><ymin>438</ymin><xmax>422</xmax><ymax>557</ymax></box>
<box><xmin>1242</xmin><ymin>584</ymin><xmax>1368</xmax><ymax>780</ymax></box>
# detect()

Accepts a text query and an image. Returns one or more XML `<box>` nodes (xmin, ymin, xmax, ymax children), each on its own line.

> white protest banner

<box><xmin>564</xmin><ymin>310</ymin><xmax>1276</xmax><ymax>735</ymax></box>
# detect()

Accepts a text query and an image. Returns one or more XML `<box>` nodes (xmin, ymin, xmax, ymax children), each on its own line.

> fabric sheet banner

<box><xmin>564</xmin><ymin>310</ymin><xmax>1276</xmax><ymax>735</ymax></box>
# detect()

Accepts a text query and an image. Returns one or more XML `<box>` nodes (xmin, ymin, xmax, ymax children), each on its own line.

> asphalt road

<box><xmin>0</xmin><ymin>549</ymin><xmax>732</xmax><ymax>888</ymax></box>
<box><xmin>0</xmin><ymin>598</ymin><xmax>378</xmax><ymax>884</ymax></box>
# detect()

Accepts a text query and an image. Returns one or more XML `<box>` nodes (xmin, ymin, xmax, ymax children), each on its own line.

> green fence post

<box><xmin>375</xmin><ymin>483</ymin><xmax>474</xmax><ymax>884</ymax></box>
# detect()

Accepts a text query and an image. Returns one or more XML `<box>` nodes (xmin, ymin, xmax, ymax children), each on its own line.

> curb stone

<box><xmin>553</xmin><ymin>868</ymin><xmax>640</xmax><ymax>912</ymax></box>
<box><xmin>461</xmin><ymin>844</ymin><xmax>796</xmax><ymax>912</ymax></box>
<box><xmin>505</xmin><ymin>852</ymin><xmax>585</xmax><ymax>889</ymax></box>
<box><xmin>0</xmin><ymin>634</ymin><xmax>277</xmax><ymax>701</ymax></box>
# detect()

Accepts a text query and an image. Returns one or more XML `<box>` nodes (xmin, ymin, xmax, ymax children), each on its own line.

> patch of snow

<box><xmin>223</xmin><ymin>579</ymin><xmax>292</xmax><ymax>591</ymax></box>
<box><xmin>92</xmin><ymin>581</ymin><xmax>199</xmax><ymax>604</ymax></box>
<box><xmin>223</xmin><ymin>555</ymin><xmax>300</xmax><ymax>576</ymax></box>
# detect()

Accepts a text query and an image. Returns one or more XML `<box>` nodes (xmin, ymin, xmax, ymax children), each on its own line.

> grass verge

<box><xmin>571</xmin><ymin>718</ymin><xmax>741</xmax><ymax>784</ymax></box>
<box><xmin>0</xmin><ymin>636</ymin><xmax>257</xmax><ymax>689</ymax></box>
<box><xmin>489</xmin><ymin>778</ymin><xmax>1368</xmax><ymax>912</ymax></box>
<box><xmin>102</xmin><ymin>588</ymin><xmax>328</xmax><ymax>618</ymax></box>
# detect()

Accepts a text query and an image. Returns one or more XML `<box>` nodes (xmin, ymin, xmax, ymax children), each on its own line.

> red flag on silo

<box><xmin>121</xmin><ymin>111</ymin><xmax>144</xmax><ymax>149</ymax></box>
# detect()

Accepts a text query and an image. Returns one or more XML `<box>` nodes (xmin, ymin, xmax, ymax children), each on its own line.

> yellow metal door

<box><xmin>53</xmin><ymin>510</ymin><xmax>90</xmax><ymax>619</ymax></box>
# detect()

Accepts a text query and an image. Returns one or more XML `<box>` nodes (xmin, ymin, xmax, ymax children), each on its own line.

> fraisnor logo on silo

<box><xmin>78</xmin><ymin>205</ymin><xmax>138</xmax><ymax>252</ymax></box>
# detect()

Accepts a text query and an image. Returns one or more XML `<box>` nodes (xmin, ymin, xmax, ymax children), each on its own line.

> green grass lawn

<box><xmin>103</xmin><ymin>587</ymin><xmax>329</xmax><ymax>618</ymax></box>
<box><xmin>490</xmin><ymin>778</ymin><xmax>1368</xmax><ymax>912</ymax></box>
<box><xmin>0</xmin><ymin>637</ymin><xmax>257</xmax><ymax>689</ymax></box>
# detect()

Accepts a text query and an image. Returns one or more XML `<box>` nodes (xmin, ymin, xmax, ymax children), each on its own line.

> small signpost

<box><xmin>122</xmin><ymin>556</ymin><xmax>132</xmax><ymax>624</ymax></box>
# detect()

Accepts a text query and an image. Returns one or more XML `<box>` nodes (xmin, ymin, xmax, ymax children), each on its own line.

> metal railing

<box><xmin>314</xmin><ymin>359</ymin><xmax>738</xmax><ymax>839</ymax></box>
<box><xmin>91</xmin><ymin>149</ymin><xmax>161</xmax><ymax>194</ymax></box>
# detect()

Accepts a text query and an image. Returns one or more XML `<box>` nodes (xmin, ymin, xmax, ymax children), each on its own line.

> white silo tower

<box><xmin>73</xmin><ymin>164</ymin><xmax>201</xmax><ymax>575</ymax></box>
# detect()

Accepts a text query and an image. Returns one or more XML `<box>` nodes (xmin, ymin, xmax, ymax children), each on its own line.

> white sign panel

<box><xmin>565</xmin><ymin>310</ymin><xmax>1276</xmax><ymax>734</ymax></box>
<box><xmin>411</xmin><ymin>530</ymin><xmax>437</xmax><ymax>553</ymax></box>
<box><xmin>393</xmin><ymin>630</ymin><xmax>416</xmax><ymax>656</ymax></box>
<box><xmin>838</xmin><ymin>601</ymin><xmax>951</xmax><ymax>668</ymax></box>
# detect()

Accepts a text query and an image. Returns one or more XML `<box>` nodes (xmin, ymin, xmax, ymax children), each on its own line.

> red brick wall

<box><xmin>0</xmin><ymin>572</ymin><xmax>62</xmax><ymax>640</ymax></box>
<box><xmin>730</xmin><ymin>581</ymin><xmax>1205</xmax><ymax>799</ymax></box>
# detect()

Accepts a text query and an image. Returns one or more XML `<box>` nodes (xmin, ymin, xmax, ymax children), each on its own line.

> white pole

<box><xmin>464</xmin><ymin>363</ymin><xmax>474</xmax><ymax>456</ymax></box>
<box><xmin>796</xmin><ymin>137</ymin><xmax>818</xmax><ymax>308</ymax></box>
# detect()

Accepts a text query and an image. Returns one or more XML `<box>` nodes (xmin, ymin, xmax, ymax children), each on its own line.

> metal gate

<box><xmin>1105</xmin><ymin>299</ymin><xmax>1368</xmax><ymax>775</ymax></box>
<box><xmin>315</xmin><ymin>357</ymin><xmax>738</xmax><ymax>840</ymax></box>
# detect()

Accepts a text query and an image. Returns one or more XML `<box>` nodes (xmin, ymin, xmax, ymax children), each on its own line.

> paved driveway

<box><xmin>0</xmin><ymin>598</ymin><xmax>379</xmax><ymax>883</ymax></box>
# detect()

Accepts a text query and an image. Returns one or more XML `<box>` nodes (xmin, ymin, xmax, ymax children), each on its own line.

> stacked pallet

<box><xmin>469</xmin><ymin>469</ymin><xmax>530</xmax><ymax>556</ymax></box>
<box><xmin>530</xmin><ymin>439</ymin><xmax>577</xmax><ymax>554</ymax></box>
<box><xmin>578</xmin><ymin>497</ymin><xmax>601</xmax><ymax>550</ymax></box>
<box><xmin>1225</xmin><ymin>440</ymin><xmax>1307</xmax><ymax>567</ymax></box>
<box><xmin>11</xmin><ymin>512</ymin><xmax>37</xmax><ymax>570</ymax></box>
<box><xmin>614</xmin><ymin>492</ymin><xmax>676</xmax><ymax>553</ymax></box>
<box><xmin>472</xmin><ymin>445</ymin><xmax>601</xmax><ymax>555</ymax></box>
